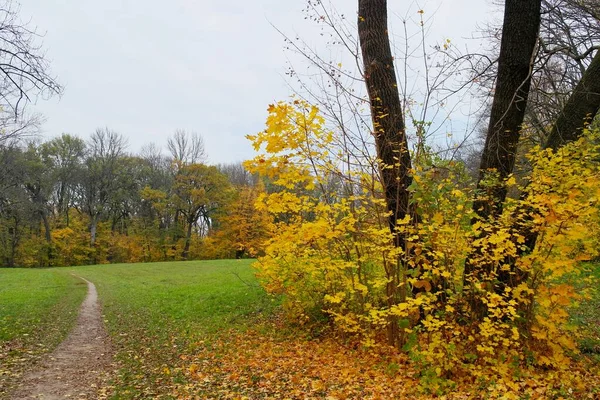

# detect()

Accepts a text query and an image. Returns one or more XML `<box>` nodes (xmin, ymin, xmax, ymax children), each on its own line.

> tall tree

<box><xmin>357</xmin><ymin>0</ymin><xmax>412</xmax><ymax>237</ymax></box>
<box><xmin>473</xmin><ymin>0</ymin><xmax>542</xmax><ymax>219</ymax></box>
<box><xmin>502</xmin><ymin>48</ymin><xmax>600</xmax><ymax>288</ymax></box>
<box><xmin>21</xmin><ymin>142</ymin><xmax>54</xmax><ymax>245</ymax></box>
<box><xmin>170</xmin><ymin>163</ymin><xmax>232</xmax><ymax>259</ymax></box>
<box><xmin>0</xmin><ymin>144</ymin><xmax>27</xmax><ymax>266</ymax></box>
<box><xmin>40</xmin><ymin>134</ymin><xmax>86</xmax><ymax>226</ymax></box>
<box><xmin>544</xmin><ymin>49</ymin><xmax>600</xmax><ymax>150</ymax></box>
<box><xmin>167</xmin><ymin>129</ymin><xmax>206</xmax><ymax>166</ymax></box>
<box><xmin>79</xmin><ymin>128</ymin><xmax>127</xmax><ymax>248</ymax></box>
<box><xmin>357</xmin><ymin>0</ymin><xmax>413</xmax><ymax>347</ymax></box>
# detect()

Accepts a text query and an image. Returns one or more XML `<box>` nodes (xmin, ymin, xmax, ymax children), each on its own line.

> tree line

<box><xmin>0</xmin><ymin>129</ymin><xmax>270</xmax><ymax>267</ymax></box>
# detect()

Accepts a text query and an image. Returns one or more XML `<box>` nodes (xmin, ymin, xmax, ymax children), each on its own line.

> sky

<box><xmin>19</xmin><ymin>0</ymin><xmax>494</xmax><ymax>164</ymax></box>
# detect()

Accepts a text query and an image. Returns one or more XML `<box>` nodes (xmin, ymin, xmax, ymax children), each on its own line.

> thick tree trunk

<box><xmin>358</xmin><ymin>0</ymin><xmax>412</xmax><ymax>348</ymax></box>
<box><xmin>465</xmin><ymin>0</ymin><xmax>541</xmax><ymax>316</ymax></box>
<box><xmin>473</xmin><ymin>0</ymin><xmax>542</xmax><ymax>219</ymax></box>
<box><xmin>544</xmin><ymin>49</ymin><xmax>600</xmax><ymax>151</ymax></box>
<box><xmin>502</xmin><ymin>49</ymin><xmax>600</xmax><ymax>287</ymax></box>
<box><xmin>358</xmin><ymin>0</ymin><xmax>412</xmax><ymax>235</ymax></box>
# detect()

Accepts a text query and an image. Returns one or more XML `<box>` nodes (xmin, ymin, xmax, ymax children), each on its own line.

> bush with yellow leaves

<box><xmin>245</xmin><ymin>100</ymin><xmax>600</xmax><ymax>396</ymax></box>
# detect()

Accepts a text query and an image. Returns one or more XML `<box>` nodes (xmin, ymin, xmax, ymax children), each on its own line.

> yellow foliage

<box><xmin>245</xmin><ymin>100</ymin><xmax>600</xmax><ymax>396</ymax></box>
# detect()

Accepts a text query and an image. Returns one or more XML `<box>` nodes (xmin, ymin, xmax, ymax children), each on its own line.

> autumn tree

<box><xmin>40</xmin><ymin>134</ymin><xmax>86</xmax><ymax>226</ymax></box>
<box><xmin>462</xmin><ymin>0</ymin><xmax>600</xmax><ymax>298</ymax></box>
<box><xmin>78</xmin><ymin>128</ymin><xmax>127</xmax><ymax>248</ymax></box>
<box><xmin>245</xmin><ymin>2</ymin><xmax>600</xmax><ymax>393</ymax></box>
<box><xmin>167</xmin><ymin>163</ymin><xmax>232</xmax><ymax>259</ymax></box>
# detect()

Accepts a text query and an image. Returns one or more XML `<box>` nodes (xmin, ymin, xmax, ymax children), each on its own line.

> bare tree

<box><xmin>0</xmin><ymin>111</ymin><xmax>41</xmax><ymax>146</ymax></box>
<box><xmin>167</xmin><ymin>129</ymin><xmax>206</xmax><ymax>166</ymax></box>
<box><xmin>467</xmin><ymin>0</ymin><xmax>600</xmax><ymax>145</ymax></box>
<box><xmin>0</xmin><ymin>1</ymin><xmax>61</xmax><ymax>121</ymax></box>
<box><xmin>79</xmin><ymin>128</ymin><xmax>127</xmax><ymax>248</ymax></box>
<box><xmin>217</xmin><ymin>162</ymin><xmax>258</xmax><ymax>187</ymax></box>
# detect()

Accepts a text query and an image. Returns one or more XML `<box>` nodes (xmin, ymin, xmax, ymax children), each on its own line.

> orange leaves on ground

<box><xmin>175</xmin><ymin>329</ymin><xmax>422</xmax><ymax>400</ymax></box>
<box><xmin>174</xmin><ymin>327</ymin><xmax>600</xmax><ymax>399</ymax></box>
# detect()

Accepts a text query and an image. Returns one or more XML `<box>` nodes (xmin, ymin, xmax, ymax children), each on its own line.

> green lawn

<box><xmin>0</xmin><ymin>260</ymin><xmax>272</xmax><ymax>399</ymax></box>
<box><xmin>1</xmin><ymin>260</ymin><xmax>597</xmax><ymax>399</ymax></box>
<box><xmin>0</xmin><ymin>268</ymin><xmax>86</xmax><ymax>397</ymax></box>
<box><xmin>66</xmin><ymin>259</ymin><xmax>273</xmax><ymax>399</ymax></box>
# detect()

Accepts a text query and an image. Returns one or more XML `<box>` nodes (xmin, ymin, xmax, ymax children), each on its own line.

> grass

<box><xmin>66</xmin><ymin>259</ymin><xmax>274</xmax><ymax>399</ymax></box>
<box><xmin>571</xmin><ymin>262</ymin><xmax>600</xmax><ymax>360</ymax></box>
<box><xmin>1</xmin><ymin>260</ymin><xmax>598</xmax><ymax>398</ymax></box>
<box><xmin>0</xmin><ymin>268</ymin><xmax>86</xmax><ymax>397</ymax></box>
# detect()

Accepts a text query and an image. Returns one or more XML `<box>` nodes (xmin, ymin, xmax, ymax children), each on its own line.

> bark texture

<box><xmin>474</xmin><ymin>0</ymin><xmax>542</xmax><ymax>218</ymax></box>
<box><xmin>358</xmin><ymin>0</ymin><xmax>412</xmax><ymax>239</ymax></box>
<box><xmin>358</xmin><ymin>0</ymin><xmax>413</xmax><ymax>347</ymax></box>
<box><xmin>465</xmin><ymin>0</ymin><xmax>542</xmax><ymax>316</ymax></box>
<box><xmin>544</xmin><ymin>49</ymin><xmax>600</xmax><ymax>150</ymax></box>
<box><xmin>507</xmin><ymin>49</ymin><xmax>600</xmax><ymax>285</ymax></box>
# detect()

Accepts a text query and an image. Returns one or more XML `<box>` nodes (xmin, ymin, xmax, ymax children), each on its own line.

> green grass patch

<box><xmin>0</xmin><ymin>268</ymin><xmax>86</xmax><ymax>397</ymax></box>
<box><xmin>571</xmin><ymin>262</ymin><xmax>600</xmax><ymax>360</ymax></box>
<box><xmin>67</xmin><ymin>259</ymin><xmax>274</xmax><ymax>399</ymax></box>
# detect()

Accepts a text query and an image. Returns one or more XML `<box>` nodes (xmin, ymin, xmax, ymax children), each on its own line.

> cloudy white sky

<box><xmin>19</xmin><ymin>0</ymin><xmax>494</xmax><ymax>164</ymax></box>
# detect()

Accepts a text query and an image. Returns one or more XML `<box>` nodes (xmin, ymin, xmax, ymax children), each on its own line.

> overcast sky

<box><xmin>19</xmin><ymin>1</ymin><xmax>493</xmax><ymax>164</ymax></box>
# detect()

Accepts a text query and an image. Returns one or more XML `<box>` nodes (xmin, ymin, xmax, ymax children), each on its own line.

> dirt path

<box><xmin>10</xmin><ymin>277</ymin><xmax>114</xmax><ymax>399</ymax></box>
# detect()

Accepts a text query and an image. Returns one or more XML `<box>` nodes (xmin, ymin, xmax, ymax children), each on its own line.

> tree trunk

<box><xmin>90</xmin><ymin>214</ymin><xmax>98</xmax><ymax>247</ymax></box>
<box><xmin>500</xmin><ymin>49</ymin><xmax>600</xmax><ymax>288</ymax></box>
<box><xmin>182</xmin><ymin>219</ymin><xmax>193</xmax><ymax>260</ymax></box>
<box><xmin>544</xmin><ymin>49</ymin><xmax>600</xmax><ymax>151</ymax></box>
<box><xmin>358</xmin><ymin>0</ymin><xmax>412</xmax><ymax>348</ymax></box>
<box><xmin>39</xmin><ymin>210</ymin><xmax>53</xmax><ymax>265</ymax></box>
<box><xmin>358</xmin><ymin>0</ymin><xmax>413</xmax><ymax>235</ymax></box>
<box><xmin>58</xmin><ymin>182</ymin><xmax>67</xmax><ymax>217</ymax></box>
<box><xmin>465</xmin><ymin>0</ymin><xmax>541</xmax><ymax>317</ymax></box>
<box><xmin>9</xmin><ymin>216</ymin><xmax>19</xmax><ymax>268</ymax></box>
<box><xmin>473</xmin><ymin>0</ymin><xmax>542</xmax><ymax>219</ymax></box>
<box><xmin>41</xmin><ymin>210</ymin><xmax>52</xmax><ymax>243</ymax></box>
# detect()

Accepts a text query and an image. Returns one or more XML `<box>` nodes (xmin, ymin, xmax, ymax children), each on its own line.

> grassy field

<box><xmin>0</xmin><ymin>260</ymin><xmax>273</xmax><ymax>399</ymax></box>
<box><xmin>1</xmin><ymin>260</ymin><xmax>598</xmax><ymax>399</ymax></box>
<box><xmin>66</xmin><ymin>259</ymin><xmax>274</xmax><ymax>399</ymax></box>
<box><xmin>0</xmin><ymin>269</ymin><xmax>86</xmax><ymax>397</ymax></box>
